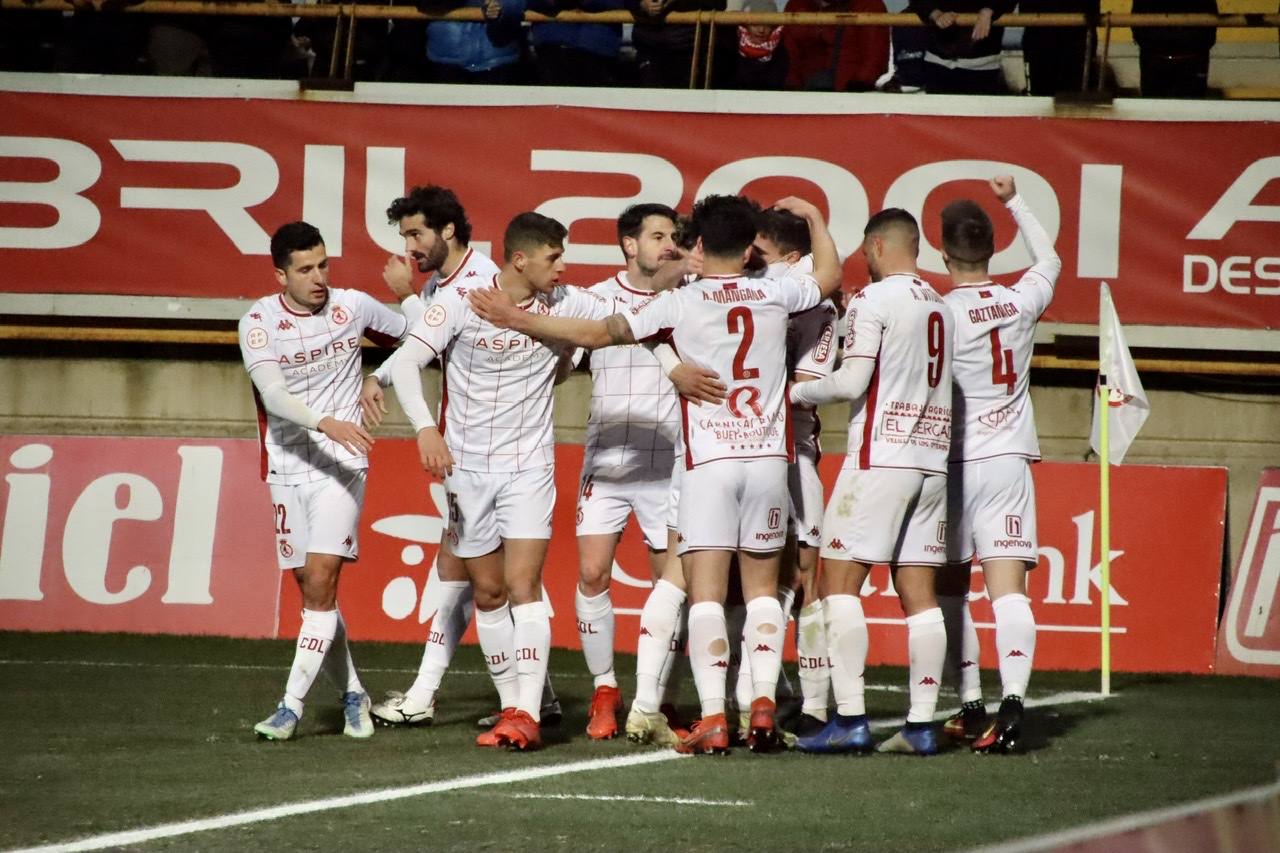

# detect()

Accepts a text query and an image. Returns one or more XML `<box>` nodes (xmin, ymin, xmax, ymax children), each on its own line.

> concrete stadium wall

<box><xmin>2</xmin><ymin>353</ymin><xmax>1275</xmax><ymax>567</ymax></box>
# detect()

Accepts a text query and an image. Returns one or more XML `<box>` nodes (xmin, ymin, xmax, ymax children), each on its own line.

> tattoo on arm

<box><xmin>605</xmin><ymin>314</ymin><xmax>635</xmax><ymax>346</ymax></box>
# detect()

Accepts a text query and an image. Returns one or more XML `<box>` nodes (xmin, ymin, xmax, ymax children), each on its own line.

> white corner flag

<box><xmin>1090</xmin><ymin>282</ymin><xmax>1149</xmax><ymax>464</ymax></box>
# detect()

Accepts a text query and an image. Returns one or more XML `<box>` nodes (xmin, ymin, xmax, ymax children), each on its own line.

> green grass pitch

<box><xmin>2</xmin><ymin>631</ymin><xmax>1277</xmax><ymax>852</ymax></box>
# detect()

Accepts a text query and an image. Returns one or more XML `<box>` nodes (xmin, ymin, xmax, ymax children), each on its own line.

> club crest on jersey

<box><xmin>424</xmin><ymin>303</ymin><xmax>447</xmax><ymax>327</ymax></box>
<box><xmin>278</xmin><ymin>539</ymin><xmax>293</xmax><ymax>559</ymax></box>
<box><xmin>330</xmin><ymin>305</ymin><xmax>350</xmax><ymax>325</ymax></box>
<box><xmin>245</xmin><ymin>328</ymin><xmax>268</xmax><ymax>349</ymax></box>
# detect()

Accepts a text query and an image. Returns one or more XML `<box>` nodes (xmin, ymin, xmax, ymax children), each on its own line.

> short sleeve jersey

<box><xmin>840</xmin><ymin>273</ymin><xmax>954</xmax><ymax>475</ymax></box>
<box><xmin>406</xmin><ymin>278</ymin><xmax>613</xmax><ymax>473</ymax></box>
<box><xmin>582</xmin><ymin>272</ymin><xmax>680</xmax><ymax>473</ymax></box>
<box><xmin>623</xmin><ymin>273</ymin><xmax>822</xmax><ymax>470</ymax></box>
<box><xmin>239</xmin><ymin>288</ymin><xmax>409</xmax><ymax>484</ymax></box>
<box><xmin>424</xmin><ymin>247</ymin><xmax>500</xmax><ymax>299</ymax></box>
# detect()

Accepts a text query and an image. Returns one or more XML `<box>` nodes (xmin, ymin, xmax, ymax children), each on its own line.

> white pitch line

<box><xmin>5</xmin><ymin>751</ymin><xmax>689</xmax><ymax>853</ymax></box>
<box><xmin>502</xmin><ymin>793</ymin><xmax>751</xmax><ymax>807</ymax></box>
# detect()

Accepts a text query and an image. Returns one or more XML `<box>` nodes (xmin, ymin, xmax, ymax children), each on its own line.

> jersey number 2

<box><xmin>727</xmin><ymin>306</ymin><xmax>760</xmax><ymax>380</ymax></box>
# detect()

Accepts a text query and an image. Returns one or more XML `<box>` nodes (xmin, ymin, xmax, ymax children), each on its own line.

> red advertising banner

<box><xmin>1215</xmin><ymin>467</ymin><xmax>1280</xmax><ymax>677</ymax></box>
<box><xmin>2</xmin><ymin>435</ymin><xmax>1227</xmax><ymax>674</ymax></box>
<box><xmin>1</xmin><ymin>82</ymin><xmax>1277</xmax><ymax>330</ymax></box>
<box><xmin>0</xmin><ymin>436</ymin><xmax>279</xmax><ymax>637</ymax></box>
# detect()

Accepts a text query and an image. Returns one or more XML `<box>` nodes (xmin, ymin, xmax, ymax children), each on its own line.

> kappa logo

<box><xmin>712</xmin><ymin>660</ymin><xmax>730</xmax><ymax>669</ymax></box>
<box><xmin>828</xmin><ymin>538</ymin><xmax>845</xmax><ymax>551</ymax></box>
<box><xmin>960</xmin><ymin>660</ymin><xmax>978</xmax><ymax>669</ymax></box>
<box><xmin>250</xmin><ymin>312</ymin><xmax>263</xmax><ymax>320</ymax></box>
<box><xmin>343</xmin><ymin>535</ymin><xmax>353</xmax><ymax>547</ymax></box>
<box><xmin>1005</xmin><ymin>649</ymin><xmax>1028</xmax><ymax>658</ymax></box>
<box><xmin>808</xmin><ymin>526</ymin><xmax>820</xmax><ymax>538</ymax></box>
<box><xmin>753</xmin><ymin>643</ymin><xmax>775</xmax><ymax>653</ymax></box>
<box><xmin>918</xmin><ymin>676</ymin><xmax>939</xmax><ymax>686</ymax></box>
<box><xmin>639</xmin><ymin>627</ymin><xmax>653</xmax><ymax>637</ymax></box>
<box><xmin>277</xmin><ymin>319</ymin><xmax>294</xmax><ymax>331</ymax></box>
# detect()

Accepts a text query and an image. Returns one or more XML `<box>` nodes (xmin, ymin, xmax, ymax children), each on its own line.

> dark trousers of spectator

<box><xmin>890</xmin><ymin>26</ymin><xmax>930</xmax><ymax>88</ymax></box>
<box><xmin>430</xmin><ymin>61</ymin><xmax>528</xmax><ymax>85</ymax></box>
<box><xmin>1024</xmin><ymin>29</ymin><xmax>1091</xmax><ymax>94</ymax></box>
<box><xmin>636</xmin><ymin>45</ymin><xmax>698</xmax><ymax>87</ymax></box>
<box><xmin>1139</xmin><ymin>51</ymin><xmax>1210</xmax><ymax>97</ymax></box>
<box><xmin>923</xmin><ymin>61</ymin><xmax>1007</xmax><ymax>94</ymax></box>
<box><xmin>534</xmin><ymin>44</ymin><xmax>617</xmax><ymax>86</ymax></box>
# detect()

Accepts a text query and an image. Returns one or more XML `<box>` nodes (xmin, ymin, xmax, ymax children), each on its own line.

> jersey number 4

<box><xmin>989</xmin><ymin>328</ymin><xmax>1016</xmax><ymax>395</ymax></box>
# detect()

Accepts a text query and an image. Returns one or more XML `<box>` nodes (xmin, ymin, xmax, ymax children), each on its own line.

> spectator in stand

<box><xmin>628</xmin><ymin>0</ymin><xmax>728</xmax><ymax>88</ymax></box>
<box><xmin>909</xmin><ymin>0</ymin><xmax>1014</xmax><ymax>93</ymax></box>
<box><xmin>879</xmin><ymin>0</ymin><xmax>928</xmax><ymax>91</ymax></box>
<box><xmin>1132</xmin><ymin>0</ymin><xmax>1217</xmax><ymax>97</ymax></box>
<box><xmin>732</xmin><ymin>0</ymin><xmax>789</xmax><ymax>89</ymax></box>
<box><xmin>501</xmin><ymin>0</ymin><xmax>625</xmax><ymax>86</ymax></box>
<box><xmin>1019</xmin><ymin>0</ymin><xmax>1098</xmax><ymax>95</ymax></box>
<box><xmin>424</xmin><ymin>0</ymin><xmax>527</xmax><ymax>83</ymax></box>
<box><xmin>782</xmin><ymin>0</ymin><xmax>890</xmax><ymax>91</ymax></box>
<box><xmin>53</xmin><ymin>0</ymin><xmax>147</xmax><ymax>75</ymax></box>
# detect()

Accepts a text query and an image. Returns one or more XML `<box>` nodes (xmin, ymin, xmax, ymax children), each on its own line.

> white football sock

<box><xmin>725</xmin><ymin>603</ymin><xmax>749</xmax><ymax>712</ymax></box>
<box><xmin>512</xmin><ymin>601</ymin><xmax>551</xmax><ymax>721</ymax></box>
<box><xmin>475</xmin><ymin>603</ymin><xmax>519</xmax><ymax>710</ymax></box>
<box><xmin>657</xmin><ymin>603</ymin><xmax>688</xmax><ymax>708</ymax></box>
<box><xmin>745</xmin><ymin>596</ymin><xmax>785</xmax><ymax>701</ymax></box>
<box><xmin>688</xmin><ymin>600</ymin><xmax>729</xmax><ymax>718</ymax></box>
<box><xmin>284</xmin><ymin>608</ymin><xmax>339</xmax><ymax>716</ymax></box>
<box><xmin>797</xmin><ymin>599</ymin><xmax>831</xmax><ymax>720</ymax></box>
<box><xmin>906</xmin><ymin>607</ymin><xmax>946</xmax><ymax>723</ymax></box>
<box><xmin>575</xmin><ymin>587</ymin><xmax>617</xmax><ymax>689</ymax></box>
<box><xmin>406</xmin><ymin>576</ymin><xmax>473</xmax><ymax>706</ymax></box>
<box><xmin>993</xmin><ymin>593</ymin><xmax>1036</xmax><ymax>698</ymax></box>
<box><xmin>824</xmin><ymin>594</ymin><xmax>868</xmax><ymax>717</ymax></box>
<box><xmin>322</xmin><ymin>609</ymin><xmax>364</xmax><ymax>695</ymax></box>
<box><xmin>633</xmin><ymin>580</ymin><xmax>685</xmax><ymax>713</ymax></box>
<box><xmin>939</xmin><ymin>593</ymin><xmax>983</xmax><ymax>704</ymax></box>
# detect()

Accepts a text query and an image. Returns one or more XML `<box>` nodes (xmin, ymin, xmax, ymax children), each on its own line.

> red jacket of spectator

<box><xmin>781</xmin><ymin>0</ymin><xmax>889</xmax><ymax>91</ymax></box>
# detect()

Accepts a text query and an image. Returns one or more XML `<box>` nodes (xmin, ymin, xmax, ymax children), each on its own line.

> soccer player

<box><xmin>573</xmin><ymin>203</ymin><xmax>683</xmax><ymax>740</ymax></box>
<box><xmin>471</xmin><ymin>194</ymin><xmax>842</xmax><ymax>754</ymax></box>
<box><xmin>387</xmin><ymin>211</ymin><xmax>614</xmax><ymax>751</ymax></box>
<box><xmin>790</xmin><ymin>208</ymin><xmax>955</xmax><ymax>757</ymax></box>
<box><xmin>749</xmin><ymin>210</ymin><xmax>839</xmax><ymax>737</ymax></box>
<box><xmin>356</xmin><ymin>186</ymin><xmax>562</xmax><ymax>729</ymax></box>
<box><xmin>936</xmin><ymin>175</ymin><xmax>1061</xmax><ymax>753</ymax></box>
<box><xmin>239</xmin><ymin>221</ymin><xmax>410</xmax><ymax>741</ymax></box>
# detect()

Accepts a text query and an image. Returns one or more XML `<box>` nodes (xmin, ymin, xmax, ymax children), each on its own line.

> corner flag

<box><xmin>1090</xmin><ymin>283</ymin><xmax>1149</xmax><ymax>464</ymax></box>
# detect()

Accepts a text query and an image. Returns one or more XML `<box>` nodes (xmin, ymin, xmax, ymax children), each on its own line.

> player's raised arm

<box><xmin>468</xmin><ymin>286</ymin><xmax>631</xmax><ymax>349</ymax></box>
<box><xmin>993</xmin><ymin>175</ymin><xmax>1062</xmax><ymax>292</ymax></box>
<box><xmin>773</xmin><ymin>196</ymin><xmax>840</xmax><ymax>299</ymax></box>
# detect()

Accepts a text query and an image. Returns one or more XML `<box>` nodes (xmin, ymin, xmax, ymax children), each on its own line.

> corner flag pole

<box><xmin>1098</xmin><ymin>371</ymin><xmax>1112</xmax><ymax>697</ymax></box>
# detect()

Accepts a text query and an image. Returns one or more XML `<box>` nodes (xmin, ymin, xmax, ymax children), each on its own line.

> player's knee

<box><xmin>577</xmin><ymin>563</ymin><xmax>611</xmax><ymax>596</ymax></box>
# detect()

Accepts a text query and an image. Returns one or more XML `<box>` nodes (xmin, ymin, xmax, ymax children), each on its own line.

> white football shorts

<box><xmin>576</xmin><ymin>464</ymin><xmax>671</xmax><ymax>550</ymax></box>
<box><xmin>676</xmin><ymin>458</ymin><xmax>789</xmax><ymax>554</ymax></box>
<box><xmin>820</xmin><ymin>467</ymin><xmax>948</xmax><ymax>566</ymax></box>
<box><xmin>444</xmin><ymin>466</ymin><xmax>556</xmax><ymax>558</ymax></box>
<box><xmin>945</xmin><ymin>456</ymin><xmax>1038</xmax><ymax>565</ymax></box>
<box><xmin>789</xmin><ymin>449</ymin><xmax>824</xmax><ymax>549</ymax></box>
<box><xmin>268</xmin><ymin>467</ymin><xmax>367</xmax><ymax>570</ymax></box>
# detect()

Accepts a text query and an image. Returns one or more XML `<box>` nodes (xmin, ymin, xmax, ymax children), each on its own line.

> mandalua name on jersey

<box><xmin>701</xmin><ymin>287</ymin><xmax>767</xmax><ymax>304</ymax></box>
<box><xmin>967</xmin><ymin>302</ymin><xmax>1020</xmax><ymax>323</ymax></box>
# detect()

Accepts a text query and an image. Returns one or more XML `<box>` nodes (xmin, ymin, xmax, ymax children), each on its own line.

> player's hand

<box><xmin>360</xmin><ymin>375</ymin><xmax>387</xmax><ymax>428</ymax></box>
<box><xmin>670</xmin><ymin>363</ymin><xmax>727</xmax><ymax>405</ymax></box>
<box><xmin>773</xmin><ymin>196</ymin><xmax>823</xmax><ymax>226</ymax></box>
<box><xmin>990</xmin><ymin>174</ymin><xmax>1016</xmax><ymax>202</ymax></box>
<box><xmin>317</xmin><ymin>417</ymin><xmax>374</xmax><ymax>455</ymax></box>
<box><xmin>383</xmin><ymin>255</ymin><xmax>416</xmax><ymax>301</ymax></box>
<box><xmin>931</xmin><ymin>9</ymin><xmax>957</xmax><ymax>27</ymax></box>
<box><xmin>971</xmin><ymin>7</ymin><xmax>993</xmax><ymax>40</ymax></box>
<box><xmin>416</xmin><ymin>428</ymin><xmax>454</xmax><ymax>478</ymax></box>
<box><xmin>468</xmin><ymin>286</ymin><xmax>521</xmax><ymax>329</ymax></box>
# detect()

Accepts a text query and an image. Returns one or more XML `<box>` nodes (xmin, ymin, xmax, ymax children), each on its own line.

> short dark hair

<box><xmin>617</xmin><ymin>203</ymin><xmax>679</xmax><ymax>248</ymax></box>
<box><xmin>503</xmin><ymin>212</ymin><xmax>567</xmax><ymax>261</ymax></box>
<box><xmin>690</xmin><ymin>194</ymin><xmax>761</xmax><ymax>258</ymax></box>
<box><xmin>864</xmin><ymin>208</ymin><xmax>920</xmax><ymax>255</ymax></box>
<box><xmin>270</xmin><ymin>221</ymin><xmax>324</xmax><ymax>270</ymax></box>
<box><xmin>386</xmin><ymin>185</ymin><xmax>472</xmax><ymax>245</ymax></box>
<box><xmin>757</xmin><ymin>208</ymin><xmax>811</xmax><ymax>257</ymax></box>
<box><xmin>941</xmin><ymin>200</ymin><xmax>994</xmax><ymax>268</ymax></box>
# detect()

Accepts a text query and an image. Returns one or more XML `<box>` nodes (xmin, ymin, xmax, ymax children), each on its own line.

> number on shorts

<box><xmin>925</xmin><ymin>311</ymin><xmax>944</xmax><ymax>388</ymax></box>
<box><xmin>580</xmin><ymin>476</ymin><xmax>595</xmax><ymax>500</ymax></box>
<box><xmin>273</xmin><ymin>503</ymin><xmax>291</xmax><ymax>535</ymax></box>
<box><xmin>989</xmin><ymin>328</ymin><xmax>1016</xmax><ymax>395</ymax></box>
<box><xmin>727</xmin><ymin>306</ymin><xmax>760</xmax><ymax>381</ymax></box>
<box><xmin>447</xmin><ymin>491</ymin><xmax>461</xmax><ymax>524</ymax></box>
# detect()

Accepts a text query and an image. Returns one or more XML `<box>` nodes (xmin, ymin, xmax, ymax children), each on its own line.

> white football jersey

<box><xmin>583</xmin><ymin>272</ymin><xmax>680</xmax><ymax>472</ymax></box>
<box><xmin>239</xmin><ymin>288</ymin><xmax>409</xmax><ymax>484</ymax></box>
<box><xmin>945</xmin><ymin>194</ymin><xmax>1060</xmax><ymax>463</ymax></box>
<box><xmin>840</xmin><ymin>273</ymin><xmax>954</xmax><ymax>475</ymax></box>
<box><xmin>623</xmin><ymin>272</ymin><xmax>822</xmax><ymax>470</ymax></box>
<box><xmin>400</xmin><ymin>247</ymin><xmax>500</xmax><ymax>329</ymax></box>
<box><xmin>402</xmin><ymin>278</ymin><xmax>613</xmax><ymax>473</ymax></box>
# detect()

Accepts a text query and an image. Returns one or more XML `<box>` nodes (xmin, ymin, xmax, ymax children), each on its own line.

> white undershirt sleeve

<box><xmin>389</xmin><ymin>338</ymin><xmax>439</xmax><ymax>433</ymax></box>
<box><xmin>1007</xmin><ymin>193</ymin><xmax>1062</xmax><ymax>287</ymax></box>
<box><xmin>249</xmin><ymin>361</ymin><xmax>323</xmax><ymax>430</ymax></box>
<box><xmin>647</xmin><ymin>342</ymin><xmax>682</xmax><ymax>378</ymax></box>
<box><xmin>788</xmin><ymin>357</ymin><xmax>876</xmax><ymax>408</ymax></box>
